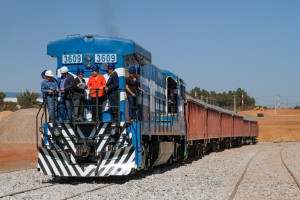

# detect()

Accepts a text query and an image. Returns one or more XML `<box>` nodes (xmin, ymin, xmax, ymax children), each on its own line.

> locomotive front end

<box><xmin>37</xmin><ymin>35</ymin><xmax>143</xmax><ymax>177</ymax></box>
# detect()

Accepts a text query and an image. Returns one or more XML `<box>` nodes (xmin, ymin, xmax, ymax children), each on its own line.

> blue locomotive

<box><xmin>36</xmin><ymin>35</ymin><xmax>258</xmax><ymax>177</ymax></box>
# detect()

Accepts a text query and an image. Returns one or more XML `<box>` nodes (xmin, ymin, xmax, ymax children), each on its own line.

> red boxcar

<box><xmin>250</xmin><ymin>121</ymin><xmax>259</xmax><ymax>137</ymax></box>
<box><xmin>243</xmin><ymin>120</ymin><xmax>251</xmax><ymax>137</ymax></box>
<box><xmin>185</xmin><ymin>99</ymin><xmax>206</xmax><ymax>141</ymax></box>
<box><xmin>233</xmin><ymin>116</ymin><xmax>244</xmax><ymax>137</ymax></box>
<box><xmin>207</xmin><ymin>108</ymin><xmax>221</xmax><ymax>139</ymax></box>
<box><xmin>220</xmin><ymin>112</ymin><xmax>233</xmax><ymax>138</ymax></box>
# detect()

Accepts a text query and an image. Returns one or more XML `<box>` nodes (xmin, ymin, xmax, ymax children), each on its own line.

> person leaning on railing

<box><xmin>87</xmin><ymin>65</ymin><xmax>107</xmax><ymax>121</ymax></box>
<box><xmin>41</xmin><ymin>70</ymin><xmax>59</xmax><ymax>123</ymax></box>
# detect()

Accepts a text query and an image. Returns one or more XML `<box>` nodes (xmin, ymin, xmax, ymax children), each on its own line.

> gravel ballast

<box><xmin>1</xmin><ymin>142</ymin><xmax>300</xmax><ymax>200</ymax></box>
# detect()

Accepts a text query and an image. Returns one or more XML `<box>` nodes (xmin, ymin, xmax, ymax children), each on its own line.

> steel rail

<box><xmin>0</xmin><ymin>184</ymin><xmax>55</xmax><ymax>198</ymax></box>
<box><xmin>228</xmin><ymin>149</ymin><xmax>264</xmax><ymax>200</ymax></box>
<box><xmin>62</xmin><ymin>183</ymin><xmax>116</xmax><ymax>200</ymax></box>
<box><xmin>280</xmin><ymin>146</ymin><xmax>300</xmax><ymax>189</ymax></box>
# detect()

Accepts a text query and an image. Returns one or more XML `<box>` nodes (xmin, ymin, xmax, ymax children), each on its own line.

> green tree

<box><xmin>189</xmin><ymin>87</ymin><xmax>201</xmax><ymax>99</ymax></box>
<box><xmin>17</xmin><ymin>89</ymin><xmax>39</xmax><ymax>108</ymax></box>
<box><xmin>0</xmin><ymin>92</ymin><xmax>5</xmax><ymax>110</ymax></box>
<box><xmin>188</xmin><ymin>87</ymin><xmax>256</xmax><ymax>111</ymax></box>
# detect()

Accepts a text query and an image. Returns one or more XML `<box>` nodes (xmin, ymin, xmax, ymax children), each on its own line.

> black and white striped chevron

<box><xmin>38</xmin><ymin>122</ymin><xmax>136</xmax><ymax>177</ymax></box>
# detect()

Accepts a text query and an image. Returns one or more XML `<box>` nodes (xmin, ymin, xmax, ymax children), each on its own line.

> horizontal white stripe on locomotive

<box><xmin>140</xmin><ymin>77</ymin><xmax>166</xmax><ymax>97</ymax></box>
<box><xmin>103</xmin><ymin>68</ymin><xmax>126</xmax><ymax>80</ymax></box>
<box><xmin>140</xmin><ymin>99</ymin><xmax>167</xmax><ymax>112</ymax></box>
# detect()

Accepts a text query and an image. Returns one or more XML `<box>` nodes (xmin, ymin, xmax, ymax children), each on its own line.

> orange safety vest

<box><xmin>87</xmin><ymin>74</ymin><xmax>107</xmax><ymax>98</ymax></box>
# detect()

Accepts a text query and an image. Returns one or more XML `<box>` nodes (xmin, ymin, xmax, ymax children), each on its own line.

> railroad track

<box><xmin>62</xmin><ymin>183</ymin><xmax>116</xmax><ymax>200</ymax></box>
<box><xmin>228</xmin><ymin>148</ymin><xmax>264</xmax><ymax>200</ymax></box>
<box><xmin>61</xmin><ymin>171</ymin><xmax>152</xmax><ymax>199</ymax></box>
<box><xmin>0</xmin><ymin>178</ymin><xmax>69</xmax><ymax>199</ymax></box>
<box><xmin>0</xmin><ymin>184</ymin><xmax>54</xmax><ymax>199</ymax></box>
<box><xmin>229</xmin><ymin>145</ymin><xmax>300</xmax><ymax>200</ymax></box>
<box><xmin>280</xmin><ymin>147</ymin><xmax>300</xmax><ymax>189</ymax></box>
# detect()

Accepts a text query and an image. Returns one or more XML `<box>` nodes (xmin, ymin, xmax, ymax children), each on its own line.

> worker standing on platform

<box><xmin>105</xmin><ymin>63</ymin><xmax>119</xmax><ymax>121</ymax></box>
<box><xmin>58</xmin><ymin>66</ymin><xmax>75</xmax><ymax>122</ymax></box>
<box><xmin>87</xmin><ymin>65</ymin><xmax>106</xmax><ymax>121</ymax></box>
<box><xmin>41</xmin><ymin>70</ymin><xmax>59</xmax><ymax>122</ymax></box>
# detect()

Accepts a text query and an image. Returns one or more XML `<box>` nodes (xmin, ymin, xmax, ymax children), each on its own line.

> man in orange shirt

<box><xmin>87</xmin><ymin>65</ymin><xmax>107</xmax><ymax>121</ymax></box>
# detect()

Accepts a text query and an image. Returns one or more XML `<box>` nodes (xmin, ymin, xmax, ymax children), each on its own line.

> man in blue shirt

<box><xmin>58</xmin><ymin>66</ymin><xmax>75</xmax><ymax>122</ymax></box>
<box><xmin>41</xmin><ymin>70</ymin><xmax>59</xmax><ymax>122</ymax></box>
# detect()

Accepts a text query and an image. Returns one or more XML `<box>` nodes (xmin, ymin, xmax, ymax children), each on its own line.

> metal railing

<box><xmin>37</xmin><ymin>88</ymin><xmax>120</xmax><ymax>123</ymax></box>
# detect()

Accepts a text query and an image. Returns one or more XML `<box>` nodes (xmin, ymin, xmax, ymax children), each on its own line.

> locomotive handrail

<box><xmin>36</xmin><ymin>99</ymin><xmax>45</xmax><ymax>150</ymax></box>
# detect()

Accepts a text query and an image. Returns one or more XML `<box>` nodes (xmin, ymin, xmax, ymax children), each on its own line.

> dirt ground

<box><xmin>239</xmin><ymin>108</ymin><xmax>300</xmax><ymax>142</ymax></box>
<box><xmin>0</xmin><ymin>108</ymin><xmax>299</xmax><ymax>173</ymax></box>
<box><xmin>0</xmin><ymin>143</ymin><xmax>37</xmax><ymax>173</ymax></box>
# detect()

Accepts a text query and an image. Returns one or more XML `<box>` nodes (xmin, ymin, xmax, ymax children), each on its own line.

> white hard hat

<box><xmin>60</xmin><ymin>66</ymin><xmax>69</xmax><ymax>73</ymax></box>
<box><xmin>45</xmin><ymin>70</ymin><xmax>54</xmax><ymax>77</ymax></box>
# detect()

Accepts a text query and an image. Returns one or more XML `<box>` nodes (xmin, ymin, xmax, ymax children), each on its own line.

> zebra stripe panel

<box><xmin>37</xmin><ymin>146</ymin><xmax>136</xmax><ymax>177</ymax></box>
<box><xmin>39</xmin><ymin>122</ymin><xmax>135</xmax><ymax>177</ymax></box>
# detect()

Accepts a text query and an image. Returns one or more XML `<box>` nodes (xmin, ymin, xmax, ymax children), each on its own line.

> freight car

<box><xmin>36</xmin><ymin>35</ymin><xmax>258</xmax><ymax>177</ymax></box>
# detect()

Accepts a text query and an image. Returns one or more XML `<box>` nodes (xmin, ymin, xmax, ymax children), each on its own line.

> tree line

<box><xmin>188</xmin><ymin>87</ymin><xmax>256</xmax><ymax>111</ymax></box>
<box><xmin>0</xmin><ymin>90</ymin><xmax>39</xmax><ymax>111</ymax></box>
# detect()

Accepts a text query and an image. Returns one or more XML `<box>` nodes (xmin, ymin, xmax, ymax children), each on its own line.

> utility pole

<box><xmin>195</xmin><ymin>91</ymin><xmax>198</xmax><ymax>99</ymax></box>
<box><xmin>242</xmin><ymin>93</ymin><xmax>244</xmax><ymax>110</ymax></box>
<box><xmin>234</xmin><ymin>95</ymin><xmax>236</xmax><ymax>112</ymax></box>
<box><xmin>274</xmin><ymin>96</ymin><xmax>277</xmax><ymax>115</ymax></box>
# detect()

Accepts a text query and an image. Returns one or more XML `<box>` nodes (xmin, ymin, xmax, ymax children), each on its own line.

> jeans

<box><xmin>59</xmin><ymin>96</ymin><xmax>73</xmax><ymax>121</ymax></box>
<box><xmin>46</xmin><ymin>95</ymin><xmax>57</xmax><ymax>122</ymax></box>
<box><xmin>128</xmin><ymin>94</ymin><xmax>137</xmax><ymax>120</ymax></box>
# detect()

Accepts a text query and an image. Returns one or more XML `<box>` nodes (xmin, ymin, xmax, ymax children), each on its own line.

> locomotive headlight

<box><xmin>110</xmin><ymin>127</ymin><xmax>119</xmax><ymax>136</ymax></box>
<box><xmin>85</xmin><ymin>62</ymin><xmax>91</xmax><ymax>68</ymax></box>
<box><xmin>52</xmin><ymin>127</ymin><xmax>61</xmax><ymax>140</ymax></box>
<box><xmin>85</xmin><ymin>55</ymin><xmax>92</xmax><ymax>69</ymax></box>
<box><xmin>85</xmin><ymin>55</ymin><xmax>91</xmax><ymax>61</ymax></box>
<box><xmin>53</xmin><ymin>128</ymin><xmax>60</xmax><ymax>137</ymax></box>
<box><xmin>59</xmin><ymin>138</ymin><xmax>65</xmax><ymax>144</ymax></box>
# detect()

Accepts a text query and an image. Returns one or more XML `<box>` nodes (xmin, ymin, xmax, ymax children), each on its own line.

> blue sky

<box><xmin>0</xmin><ymin>0</ymin><xmax>299</xmax><ymax>107</ymax></box>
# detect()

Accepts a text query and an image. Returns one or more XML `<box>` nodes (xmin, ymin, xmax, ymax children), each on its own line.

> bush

<box><xmin>3</xmin><ymin>102</ymin><xmax>18</xmax><ymax>111</ymax></box>
<box><xmin>17</xmin><ymin>89</ymin><xmax>39</xmax><ymax>109</ymax></box>
<box><xmin>0</xmin><ymin>92</ymin><xmax>5</xmax><ymax>110</ymax></box>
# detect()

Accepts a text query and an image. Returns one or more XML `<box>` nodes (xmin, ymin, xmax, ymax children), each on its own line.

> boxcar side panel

<box><xmin>233</xmin><ymin>116</ymin><xmax>244</xmax><ymax>137</ymax></box>
<box><xmin>221</xmin><ymin>113</ymin><xmax>233</xmax><ymax>138</ymax></box>
<box><xmin>250</xmin><ymin>121</ymin><xmax>259</xmax><ymax>137</ymax></box>
<box><xmin>207</xmin><ymin>109</ymin><xmax>221</xmax><ymax>139</ymax></box>
<box><xmin>185</xmin><ymin>100</ymin><xmax>206</xmax><ymax>141</ymax></box>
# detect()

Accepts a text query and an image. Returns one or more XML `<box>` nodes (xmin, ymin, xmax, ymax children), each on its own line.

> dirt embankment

<box><xmin>239</xmin><ymin>108</ymin><xmax>300</xmax><ymax>142</ymax></box>
<box><xmin>0</xmin><ymin>109</ymin><xmax>39</xmax><ymax>173</ymax></box>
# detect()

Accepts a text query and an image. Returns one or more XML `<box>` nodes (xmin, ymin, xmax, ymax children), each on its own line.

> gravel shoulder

<box><xmin>1</xmin><ymin>142</ymin><xmax>299</xmax><ymax>200</ymax></box>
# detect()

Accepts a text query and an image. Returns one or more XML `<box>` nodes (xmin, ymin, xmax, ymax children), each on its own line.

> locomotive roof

<box><xmin>47</xmin><ymin>35</ymin><xmax>152</xmax><ymax>64</ymax></box>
